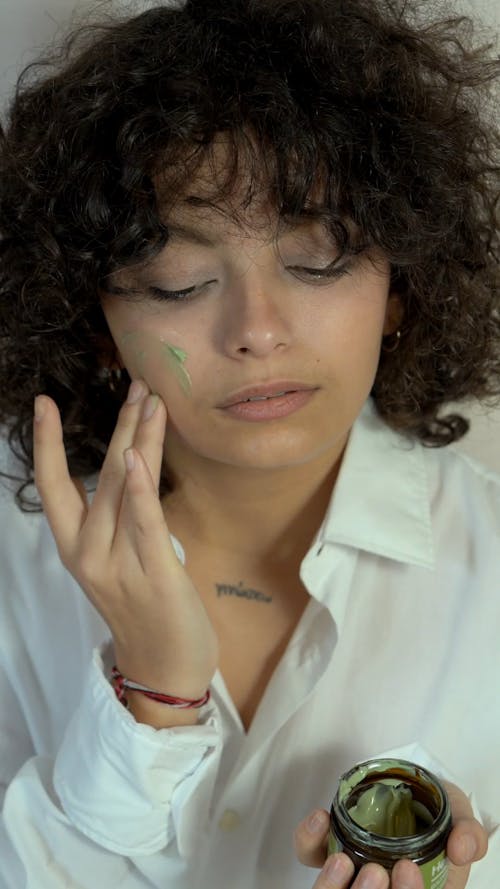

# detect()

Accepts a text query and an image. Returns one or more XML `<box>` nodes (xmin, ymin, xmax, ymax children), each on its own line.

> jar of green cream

<box><xmin>328</xmin><ymin>758</ymin><xmax>452</xmax><ymax>889</ymax></box>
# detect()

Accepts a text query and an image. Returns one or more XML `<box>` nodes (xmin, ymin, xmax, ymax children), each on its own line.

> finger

<box><xmin>114</xmin><ymin>446</ymin><xmax>178</xmax><ymax>570</ymax></box>
<box><xmin>129</xmin><ymin>392</ymin><xmax>167</xmax><ymax>492</ymax></box>
<box><xmin>349</xmin><ymin>863</ymin><xmax>389</xmax><ymax>889</ymax></box>
<box><xmin>447</xmin><ymin>820</ymin><xmax>488</xmax><ymax>867</ymax></box>
<box><xmin>391</xmin><ymin>859</ymin><xmax>424</xmax><ymax>889</ymax></box>
<box><xmin>294</xmin><ymin>809</ymin><xmax>331</xmax><ymax>868</ymax></box>
<box><xmin>84</xmin><ymin>379</ymin><xmax>148</xmax><ymax>546</ymax></box>
<box><xmin>311</xmin><ymin>859</ymin><xmax>392</xmax><ymax>889</ymax></box>
<box><xmin>114</xmin><ymin>393</ymin><xmax>167</xmax><ymax>547</ymax></box>
<box><xmin>33</xmin><ymin>395</ymin><xmax>88</xmax><ymax>558</ymax></box>
<box><xmin>444</xmin><ymin>782</ymin><xmax>488</xmax><ymax>866</ymax></box>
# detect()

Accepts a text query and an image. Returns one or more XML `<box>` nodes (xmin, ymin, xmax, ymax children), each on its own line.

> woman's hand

<box><xmin>294</xmin><ymin>781</ymin><xmax>488</xmax><ymax>889</ymax></box>
<box><xmin>33</xmin><ymin>379</ymin><xmax>219</xmax><ymax>700</ymax></box>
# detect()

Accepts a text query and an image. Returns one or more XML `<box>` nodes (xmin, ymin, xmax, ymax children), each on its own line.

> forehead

<box><xmin>161</xmin><ymin>208</ymin><xmax>342</xmax><ymax>252</ymax></box>
<box><xmin>154</xmin><ymin>131</ymin><xmax>331</xmax><ymax>239</ymax></box>
<box><xmin>164</xmin><ymin>201</ymin><xmax>278</xmax><ymax>245</ymax></box>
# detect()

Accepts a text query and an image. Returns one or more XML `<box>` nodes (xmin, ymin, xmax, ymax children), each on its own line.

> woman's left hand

<box><xmin>294</xmin><ymin>781</ymin><xmax>488</xmax><ymax>889</ymax></box>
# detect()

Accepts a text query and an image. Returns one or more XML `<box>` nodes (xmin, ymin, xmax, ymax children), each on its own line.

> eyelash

<box><xmin>290</xmin><ymin>261</ymin><xmax>353</xmax><ymax>285</ymax></box>
<box><xmin>147</xmin><ymin>260</ymin><xmax>353</xmax><ymax>303</ymax></box>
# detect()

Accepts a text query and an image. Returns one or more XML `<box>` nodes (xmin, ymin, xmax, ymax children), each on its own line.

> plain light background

<box><xmin>1</xmin><ymin>0</ymin><xmax>499</xmax><ymax>470</ymax></box>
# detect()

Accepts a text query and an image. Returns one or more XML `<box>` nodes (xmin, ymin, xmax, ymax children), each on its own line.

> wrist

<box><xmin>126</xmin><ymin>690</ymin><xmax>200</xmax><ymax>728</ymax></box>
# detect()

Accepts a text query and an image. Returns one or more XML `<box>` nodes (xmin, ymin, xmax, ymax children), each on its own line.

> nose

<box><xmin>218</xmin><ymin>268</ymin><xmax>291</xmax><ymax>359</ymax></box>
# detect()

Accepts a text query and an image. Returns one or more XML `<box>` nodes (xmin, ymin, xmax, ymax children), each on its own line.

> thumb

<box><xmin>442</xmin><ymin>781</ymin><xmax>489</xmax><ymax>889</ymax></box>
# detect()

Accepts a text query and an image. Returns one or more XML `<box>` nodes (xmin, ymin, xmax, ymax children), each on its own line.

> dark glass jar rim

<box><xmin>330</xmin><ymin>758</ymin><xmax>452</xmax><ymax>861</ymax></box>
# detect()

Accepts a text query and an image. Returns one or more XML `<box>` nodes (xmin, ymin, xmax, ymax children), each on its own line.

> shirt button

<box><xmin>218</xmin><ymin>809</ymin><xmax>241</xmax><ymax>831</ymax></box>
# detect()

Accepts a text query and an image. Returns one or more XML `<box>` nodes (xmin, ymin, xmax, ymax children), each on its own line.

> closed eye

<box><xmin>106</xmin><ymin>260</ymin><xmax>353</xmax><ymax>305</ymax></box>
<box><xmin>149</xmin><ymin>284</ymin><xmax>198</xmax><ymax>301</ymax></box>
<box><xmin>148</xmin><ymin>278</ymin><xmax>218</xmax><ymax>301</ymax></box>
<box><xmin>288</xmin><ymin>260</ymin><xmax>353</xmax><ymax>282</ymax></box>
<box><xmin>148</xmin><ymin>263</ymin><xmax>352</xmax><ymax>301</ymax></box>
<box><xmin>101</xmin><ymin>282</ymin><xmax>201</xmax><ymax>302</ymax></box>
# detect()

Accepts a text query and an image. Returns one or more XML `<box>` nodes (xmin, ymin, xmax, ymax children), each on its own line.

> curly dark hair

<box><xmin>0</xmin><ymin>0</ymin><xmax>499</xmax><ymax>510</ymax></box>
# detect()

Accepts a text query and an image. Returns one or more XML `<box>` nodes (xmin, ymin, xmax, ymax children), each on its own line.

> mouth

<box><xmin>219</xmin><ymin>382</ymin><xmax>316</xmax><ymax>408</ymax></box>
<box><xmin>241</xmin><ymin>390</ymin><xmax>294</xmax><ymax>402</ymax></box>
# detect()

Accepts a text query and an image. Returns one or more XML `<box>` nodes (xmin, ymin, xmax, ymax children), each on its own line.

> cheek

<box><xmin>117</xmin><ymin>329</ymin><xmax>193</xmax><ymax>397</ymax></box>
<box><xmin>316</xmin><ymin>294</ymin><xmax>387</xmax><ymax>351</ymax></box>
<box><xmin>118</xmin><ymin>330</ymin><xmax>149</xmax><ymax>380</ymax></box>
<box><xmin>314</xmin><ymin>294</ymin><xmax>389</xmax><ymax>386</ymax></box>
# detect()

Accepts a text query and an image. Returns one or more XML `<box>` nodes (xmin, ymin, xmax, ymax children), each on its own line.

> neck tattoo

<box><xmin>216</xmin><ymin>580</ymin><xmax>272</xmax><ymax>604</ymax></box>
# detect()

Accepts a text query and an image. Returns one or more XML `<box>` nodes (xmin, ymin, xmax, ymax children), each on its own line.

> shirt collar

<box><xmin>314</xmin><ymin>398</ymin><xmax>435</xmax><ymax>569</ymax></box>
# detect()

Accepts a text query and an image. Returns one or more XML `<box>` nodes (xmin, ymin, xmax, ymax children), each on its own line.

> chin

<box><xmin>214</xmin><ymin>433</ymin><xmax>339</xmax><ymax>472</ymax></box>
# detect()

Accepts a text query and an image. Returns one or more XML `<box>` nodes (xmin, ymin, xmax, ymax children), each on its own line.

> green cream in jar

<box><xmin>328</xmin><ymin>759</ymin><xmax>452</xmax><ymax>889</ymax></box>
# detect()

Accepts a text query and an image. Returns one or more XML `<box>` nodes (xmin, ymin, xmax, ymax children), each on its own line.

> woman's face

<box><xmin>100</xmin><ymin>180</ymin><xmax>400</xmax><ymax>481</ymax></box>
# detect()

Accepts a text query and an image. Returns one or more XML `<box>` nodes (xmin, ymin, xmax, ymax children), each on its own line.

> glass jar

<box><xmin>328</xmin><ymin>758</ymin><xmax>452</xmax><ymax>889</ymax></box>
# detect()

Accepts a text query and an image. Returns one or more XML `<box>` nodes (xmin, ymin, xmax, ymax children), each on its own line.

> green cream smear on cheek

<box><xmin>160</xmin><ymin>340</ymin><xmax>192</xmax><ymax>395</ymax></box>
<box><xmin>120</xmin><ymin>332</ymin><xmax>192</xmax><ymax>395</ymax></box>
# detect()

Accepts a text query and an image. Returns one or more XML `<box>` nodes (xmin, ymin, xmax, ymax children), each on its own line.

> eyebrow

<box><xmin>165</xmin><ymin>215</ymin><xmax>332</xmax><ymax>248</ymax></box>
<box><xmin>166</xmin><ymin>224</ymin><xmax>217</xmax><ymax>247</ymax></box>
<box><xmin>102</xmin><ymin>225</ymin><xmax>217</xmax><ymax>294</ymax></box>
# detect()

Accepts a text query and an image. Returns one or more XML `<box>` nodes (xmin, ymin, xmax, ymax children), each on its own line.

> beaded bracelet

<box><xmin>111</xmin><ymin>665</ymin><xmax>211</xmax><ymax>709</ymax></box>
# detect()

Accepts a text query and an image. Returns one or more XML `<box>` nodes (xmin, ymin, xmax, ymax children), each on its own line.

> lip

<box><xmin>217</xmin><ymin>382</ymin><xmax>319</xmax><ymax>424</ymax></box>
<box><xmin>218</xmin><ymin>381</ymin><xmax>317</xmax><ymax>409</ymax></box>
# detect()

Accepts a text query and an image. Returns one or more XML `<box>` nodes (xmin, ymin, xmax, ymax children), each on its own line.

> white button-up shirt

<box><xmin>1</xmin><ymin>399</ymin><xmax>499</xmax><ymax>888</ymax></box>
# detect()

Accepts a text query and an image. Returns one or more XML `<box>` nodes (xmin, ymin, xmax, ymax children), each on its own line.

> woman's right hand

<box><xmin>294</xmin><ymin>782</ymin><xmax>489</xmax><ymax>889</ymax></box>
<box><xmin>33</xmin><ymin>379</ymin><xmax>219</xmax><ymax>704</ymax></box>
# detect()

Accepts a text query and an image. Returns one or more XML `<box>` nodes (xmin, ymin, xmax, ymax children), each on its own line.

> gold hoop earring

<box><xmin>98</xmin><ymin>363</ymin><xmax>123</xmax><ymax>392</ymax></box>
<box><xmin>382</xmin><ymin>329</ymin><xmax>401</xmax><ymax>353</ymax></box>
<box><xmin>108</xmin><ymin>366</ymin><xmax>123</xmax><ymax>393</ymax></box>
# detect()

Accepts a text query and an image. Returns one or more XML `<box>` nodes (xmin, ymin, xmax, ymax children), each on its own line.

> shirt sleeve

<box><xmin>1</xmin><ymin>641</ymin><xmax>223</xmax><ymax>888</ymax></box>
<box><xmin>0</xmin><ymin>663</ymin><xmax>36</xmax><ymax>889</ymax></box>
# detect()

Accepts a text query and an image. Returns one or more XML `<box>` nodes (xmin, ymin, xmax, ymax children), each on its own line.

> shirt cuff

<box><xmin>53</xmin><ymin>640</ymin><xmax>222</xmax><ymax>856</ymax></box>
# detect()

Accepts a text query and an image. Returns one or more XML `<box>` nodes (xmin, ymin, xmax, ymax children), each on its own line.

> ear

<box><xmin>383</xmin><ymin>293</ymin><xmax>404</xmax><ymax>336</ymax></box>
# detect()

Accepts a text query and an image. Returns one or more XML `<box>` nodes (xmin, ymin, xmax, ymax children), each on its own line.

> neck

<box><xmin>162</xmin><ymin>441</ymin><xmax>347</xmax><ymax>568</ymax></box>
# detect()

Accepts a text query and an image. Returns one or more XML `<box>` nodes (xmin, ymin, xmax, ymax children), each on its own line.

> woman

<box><xmin>0</xmin><ymin>1</ymin><xmax>498</xmax><ymax>887</ymax></box>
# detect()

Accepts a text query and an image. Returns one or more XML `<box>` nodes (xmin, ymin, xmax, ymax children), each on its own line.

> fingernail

<box><xmin>127</xmin><ymin>380</ymin><xmax>145</xmax><ymax>404</ymax></box>
<box><xmin>458</xmin><ymin>834</ymin><xmax>477</xmax><ymax>863</ymax></box>
<box><xmin>356</xmin><ymin>868</ymin><xmax>387</xmax><ymax>889</ymax></box>
<box><xmin>34</xmin><ymin>396</ymin><xmax>46</xmax><ymax>422</ymax></box>
<box><xmin>323</xmin><ymin>855</ymin><xmax>351</xmax><ymax>884</ymax></box>
<box><xmin>142</xmin><ymin>394</ymin><xmax>158</xmax><ymax>421</ymax></box>
<box><xmin>307</xmin><ymin>810</ymin><xmax>329</xmax><ymax>833</ymax></box>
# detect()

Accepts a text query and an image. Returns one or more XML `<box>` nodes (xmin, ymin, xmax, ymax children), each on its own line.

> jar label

<box><xmin>328</xmin><ymin>831</ymin><xmax>342</xmax><ymax>856</ymax></box>
<box><xmin>420</xmin><ymin>852</ymin><xmax>448</xmax><ymax>889</ymax></box>
<box><xmin>327</xmin><ymin>831</ymin><xmax>448</xmax><ymax>889</ymax></box>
